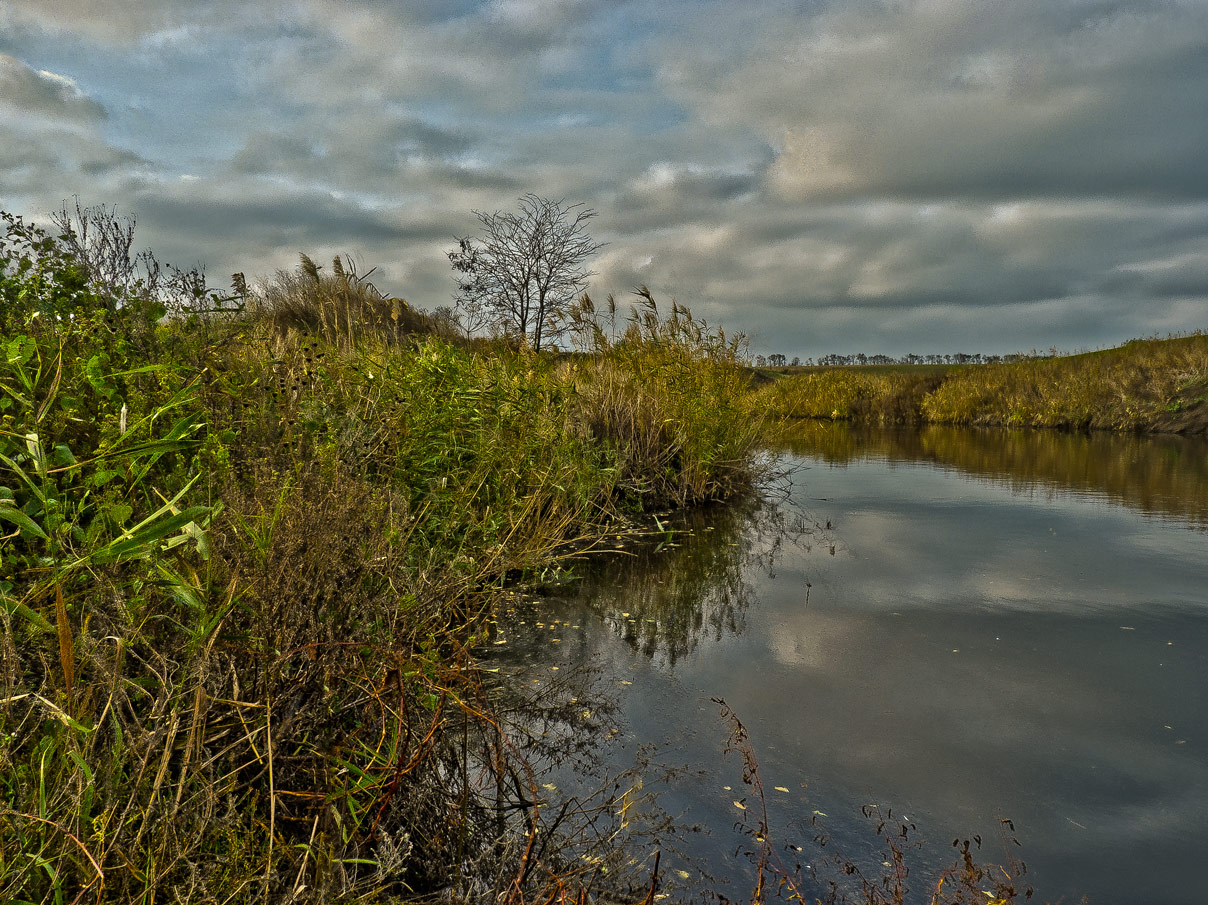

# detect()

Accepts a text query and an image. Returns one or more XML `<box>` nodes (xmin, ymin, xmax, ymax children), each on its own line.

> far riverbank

<box><xmin>757</xmin><ymin>333</ymin><xmax>1208</xmax><ymax>434</ymax></box>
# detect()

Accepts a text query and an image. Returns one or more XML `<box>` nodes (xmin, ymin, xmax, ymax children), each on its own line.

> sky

<box><xmin>2</xmin><ymin>0</ymin><xmax>1206</xmax><ymax>359</ymax></box>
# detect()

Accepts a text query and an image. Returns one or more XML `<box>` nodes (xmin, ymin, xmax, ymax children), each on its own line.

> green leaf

<box><xmin>0</xmin><ymin>597</ymin><xmax>53</xmax><ymax>632</ymax></box>
<box><xmin>93</xmin><ymin>505</ymin><xmax>211</xmax><ymax>563</ymax></box>
<box><xmin>107</xmin><ymin>502</ymin><xmax>134</xmax><ymax>525</ymax></box>
<box><xmin>0</xmin><ymin>451</ymin><xmax>45</xmax><ymax>504</ymax></box>
<box><xmin>50</xmin><ymin>443</ymin><xmax>76</xmax><ymax>468</ymax></box>
<box><xmin>0</xmin><ymin>501</ymin><xmax>48</xmax><ymax>539</ymax></box>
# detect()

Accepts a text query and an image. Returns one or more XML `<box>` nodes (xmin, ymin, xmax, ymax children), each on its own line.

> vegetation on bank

<box><xmin>759</xmin><ymin>333</ymin><xmax>1208</xmax><ymax>433</ymax></box>
<box><xmin>0</xmin><ymin>208</ymin><xmax>761</xmax><ymax>904</ymax></box>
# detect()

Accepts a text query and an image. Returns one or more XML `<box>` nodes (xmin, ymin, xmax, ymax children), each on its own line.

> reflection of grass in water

<box><xmin>775</xmin><ymin>420</ymin><xmax>1208</xmax><ymax>525</ymax></box>
<box><xmin>715</xmin><ymin>698</ymin><xmax>1042</xmax><ymax>905</ymax></box>
<box><xmin>476</xmin><ymin>600</ymin><xmax>722</xmax><ymax>898</ymax></box>
<box><xmin>572</xmin><ymin>495</ymin><xmax>820</xmax><ymax>665</ymax></box>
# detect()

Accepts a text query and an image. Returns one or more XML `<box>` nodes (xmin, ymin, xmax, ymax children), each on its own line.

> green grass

<box><xmin>0</xmin><ymin>212</ymin><xmax>765</xmax><ymax>904</ymax></box>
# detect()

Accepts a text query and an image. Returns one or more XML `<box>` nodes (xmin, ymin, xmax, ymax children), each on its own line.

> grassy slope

<box><xmin>760</xmin><ymin>333</ymin><xmax>1208</xmax><ymax>433</ymax></box>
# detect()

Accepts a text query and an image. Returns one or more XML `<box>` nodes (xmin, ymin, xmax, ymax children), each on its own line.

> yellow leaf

<box><xmin>733</xmin><ymin>800</ymin><xmax>746</xmax><ymax>810</ymax></box>
<box><xmin>774</xmin><ymin>786</ymin><xmax>790</xmax><ymax>793</ymax></box>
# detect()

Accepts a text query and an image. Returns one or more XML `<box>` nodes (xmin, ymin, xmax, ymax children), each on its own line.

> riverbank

<box><xmin>0</xmin><ymin>213</ymin><xmax>762</xmax><ymax>903</ymax></box>
<box><xmin>759</xmin><ymin>333</ymin><xmax>1208</xmax><ymax>433</ymax></box>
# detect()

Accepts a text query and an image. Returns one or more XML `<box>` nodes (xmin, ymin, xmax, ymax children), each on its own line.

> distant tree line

<box><xmin>751</xmin><ymin>348</ymin><xmax>1067</xmax><ymax>367</ymax></box>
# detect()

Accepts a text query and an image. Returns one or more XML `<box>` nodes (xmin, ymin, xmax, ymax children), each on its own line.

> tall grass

<box><xmin>921</xmin><ymin>334</ymin><xmax>1208</xmax><ymax>430</ymax></box>
<box><xmin>1</xmin><ymin>214</ymin><xmax>765</xmax><ymax>904</ymax></box>
<box><xmin>566</xmin><ymin>288</ymin><xmax>765</xmax><ymax>508</ymax></box>
<box><xmin>759</xmin><ymin>368</ymin><xmax>947</xmax><ymax>424</ymax></box>
<box><xmin>251</xmin><ymin>253</ymin><xmax>457</xmax><ymax>348</ymax></box>
<box><xmin>761</xmin><ymin>333</ymin><xmax>1208</xmax><ymax>433</ymax></box>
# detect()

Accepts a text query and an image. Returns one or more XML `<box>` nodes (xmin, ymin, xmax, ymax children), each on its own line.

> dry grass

<box><xmin>251</xmin><ymin>254</ymin><xmax>458</xmax><ymax>349</ymax></box>
<box><xmin>760</xmin><ymin>333</ymin><xmax>1208</xmax><ymax>433</ymax></box>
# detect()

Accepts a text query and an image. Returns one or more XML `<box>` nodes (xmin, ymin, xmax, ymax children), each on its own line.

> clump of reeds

<box><xmin>251</xmin><ymin>253</ymin><xmax>455</xmax><ymax>349</ymax></box>
<box><xmin>564</xmin><ymin>287</ymin><xmax>768</xmax><ymax>508</ymax></box>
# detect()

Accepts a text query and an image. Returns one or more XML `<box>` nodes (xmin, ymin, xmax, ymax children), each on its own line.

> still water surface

<box><xmin>496</xmin><ymin>425</ymin><xmax>1208</xmax><ymax>904</ymax></box>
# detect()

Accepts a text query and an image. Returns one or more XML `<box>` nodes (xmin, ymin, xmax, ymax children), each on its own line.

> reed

<box><xmin>1</xmin><ymin>212</ymin><xmax>765</xmax><ymax>904</ymax></box>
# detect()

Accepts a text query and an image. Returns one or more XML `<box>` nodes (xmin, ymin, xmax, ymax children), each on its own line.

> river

<box><xmin>487</xmin><ymin>424</ymin><xmax>1208</xmax><ymax>904</ymax></box>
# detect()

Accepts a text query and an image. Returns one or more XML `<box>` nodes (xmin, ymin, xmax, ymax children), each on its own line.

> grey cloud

<box><xmin>0</xmin><ymin>0</ymin><xmax>1204</xmax><ymax>359</ymax></box>
<box><xmin>0</xmin><ymin>1</ymin><xmax>278</xmax><ymax>46</ymax></box>
<box><xmin>591</xmin><ymin>196</ymin><xmax>1208</xmax><ymax>356</ymax></box>
<box><xmin>231</xmin><ymin>116</ymin><xmax>477</xmax><ymax>185</ymax></box>
<box><xmin>0</xmin><ymin>53</ymin><xmax>106</xmax><ymax>121</ymax></box>
<box><xmin>0</xmin><ymin>121</ymin><xmax>147</xmax><ymax>201</ymax></box>
<box><xmin>661</xmin><ymin>0</ymin><xmax>1208</xmax><ymax>201</ymax></box>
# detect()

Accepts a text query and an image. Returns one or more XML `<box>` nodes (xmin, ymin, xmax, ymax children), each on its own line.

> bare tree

<box><xmin>448</xmin><ymin>194</ymin><xmax>603</xmax><ymax>351</ymax></box>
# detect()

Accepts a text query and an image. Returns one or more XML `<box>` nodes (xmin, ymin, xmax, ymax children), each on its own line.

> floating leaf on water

<box><xmin>813</xmin><ymin>810</ymin><xmax>827</xmax><ymax>817</ymax></box>
<box><xmin>733</xmin><ymin>800</ymin><xmax>746</xmax><ymax>810</ymax></box>
<box><xmin>774</xmin><ymin>786</ymin><xmax>790</xmax><ymax>793</ymax></box>
<box><xmin>676</xmin><ymin>870</ymin><xmax>690</xmax><ymax>880</ymax></box>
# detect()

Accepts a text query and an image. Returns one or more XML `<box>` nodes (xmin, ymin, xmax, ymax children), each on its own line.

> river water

<box><xmin>490</xmin><ymin>425</ymin><xmax>1208</xmax><ymax>904</ymax></box>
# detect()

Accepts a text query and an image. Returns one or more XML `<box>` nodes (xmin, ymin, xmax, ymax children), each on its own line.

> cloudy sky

<box><xmin>2</xmin><ymin>0</ymin><xmax>1206</xmax><ymax>358</ymax></box>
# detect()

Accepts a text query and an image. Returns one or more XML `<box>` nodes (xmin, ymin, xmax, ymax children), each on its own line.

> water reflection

<box><xmin>525</xmin><ymin>427</ymin><xmax>1208</xmax><ymax>904</ymax></box>
<box><xmin>774</xmin><ymin>421</ymin><xmax>1208</xmax><ymax>525</ymax></box>
<box><xmin>572</xmin><ymin>497</ymin><xmax>823</xmax><ymax>665</ymax></box>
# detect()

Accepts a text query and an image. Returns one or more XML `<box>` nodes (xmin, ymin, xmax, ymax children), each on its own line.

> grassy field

<box><xmin>759</xmin><ymin>334</ymin><xmax>1208</xmax><ymax>433</ymax></box>
<box><xmin>0</xmin><ymin>211</ymin><xmax>764</xmax><ymax>904</ymax></box>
